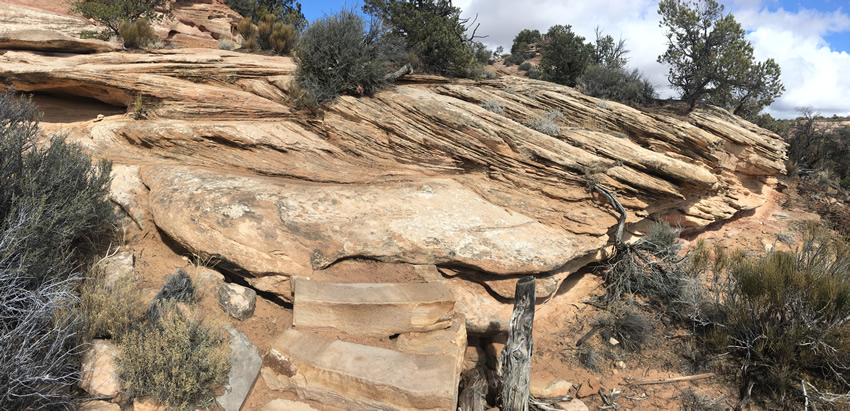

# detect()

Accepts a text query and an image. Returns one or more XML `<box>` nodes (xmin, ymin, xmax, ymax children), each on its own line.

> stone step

<box><xmin>262</xmin><ymin>329</ymin><xmax>459</xmax><ymax>411</ymax></box>
<box><xmin>292</xmin><ymin>278</ymin><xmax>455</xmax><ymax>336</ymax></box>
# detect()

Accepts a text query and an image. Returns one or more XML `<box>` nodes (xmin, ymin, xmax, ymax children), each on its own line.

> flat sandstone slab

<box><xmin>293</xmin><ymin>279</ymin><xmax>454</xmax><ymax>335</ymax></box>
<box><xmin>263</xmin><ymin>329</ymin><xmax>458</xmax><ymax>410</ymax></box>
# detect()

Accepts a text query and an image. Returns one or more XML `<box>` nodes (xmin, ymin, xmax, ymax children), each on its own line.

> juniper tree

<box><xmin>657</xmin><ymin>0</ymin><xmax>784</xmax><ymax>115</ymax></box>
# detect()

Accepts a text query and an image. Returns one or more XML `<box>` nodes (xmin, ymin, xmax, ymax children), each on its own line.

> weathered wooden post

<box><xmin>499</xmin><ymin>276</ymin><xmax>536</xmax><ymax>411</ymax></box>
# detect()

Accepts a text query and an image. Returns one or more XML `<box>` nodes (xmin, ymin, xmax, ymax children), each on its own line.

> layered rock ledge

<box><xmin>0</xmin><ymin>45</ymin><xmax>786</xmax><ymax>326</ymax></box>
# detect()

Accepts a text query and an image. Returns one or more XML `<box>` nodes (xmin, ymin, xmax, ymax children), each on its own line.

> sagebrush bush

<box><xmin>0</xmin><ymin>220</ymin><xmax>84</xmax><ymax>410</ymax></box>
<box><xmin>295</xmin><ymin>8</ymin><xmax>404</xmax><ymax>105</ymax></box>
<box><xmin>687</xmin><ymin>224</ymin><xmax>850</xmax><ymax>408</ymax></box>
<box><xmin>518</xmin><ymin>62</ymin><xmax>533</xmax><ymax>71</ymax></box>
<box><xmin>78</xmin><ymin>256</ymin><xmax>146</xmax><ymax>342</ymax></box>
<box><xmin>527</xmin><ymin>110</ymin><xmax>563</xmax><ymax>136</ymax></box>
<box><xmin>0</xmin><ymin>89</ymin><xmax>114</xmax><ymax>288</ymax></box>
<box><xmin>119</xmin><ymin>307</ymin><xmax>230</xmax><ymax>410</ymax></box>
<box><xmin>0</xmin><ymin>89</ymin><xmax>113</xmax><ymax>408</ymax></box>
<box><xmin>218</xmin><ymin>38</ymin><xmax>238</xmax><ymax>50</ymax></box>
<box><xmin>119</xmin><ymin>18</ymin><xmax>157</xmax><ymax>49</ymax></box>
<box><xmin>481</xmin><ymin>100</ymin><xmax>504</xmax><ymax>115</ymax></box>
<box><xmin>578</xmin><ymin>65</ymin><xmax>657</xmax><ymax>107</ymax></box>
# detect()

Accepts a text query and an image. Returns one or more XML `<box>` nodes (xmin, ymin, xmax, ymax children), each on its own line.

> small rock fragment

<box><xmin>530</xmin><ymin>379</ymin><xmax>573</xmax><ymax>398</ymax></box>
<box><xmin>217</xmin><ymin>283</ymin><xmax>257</xmax><ymax>320</ymax></box>
<box><xmin>576</xmin><ymin>382</ymin><xmax>596</xmax><ymax>398</ymax></box>
<box><xmin>556</xmin><ymin>398</ymin><xmax>589</xmax><ymax>411</ymax></box>
<box><xmin>79</xmin><ymin>340</ymin><xmax>121</xmax><ymax>398</ymax></box>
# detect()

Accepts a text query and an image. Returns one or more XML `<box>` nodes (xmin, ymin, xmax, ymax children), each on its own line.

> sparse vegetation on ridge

<box><xmin>294</xmin><ymin>8</ymin><xmax>404</xmax><ymax>105</ymax></box>
<box><xmin>71</xmin><ymin>0</ymin><xmax>170</xmax><ymax>36</ymax></box>
<box><xmin>684</xmin><ymin>225</ymin><xmax>850</xmax><ymax>408</ymax></box>
<box><xmin>364</xmin><ymin>0</ymin><xmax>489</xmax><ymax>78</ymax></box>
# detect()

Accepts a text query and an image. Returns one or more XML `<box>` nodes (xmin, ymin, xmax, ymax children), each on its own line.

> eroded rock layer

<box><xmin>0</xmin><ymin>46</ymin><xmax>786</xmax><ymax>312</ymax></box>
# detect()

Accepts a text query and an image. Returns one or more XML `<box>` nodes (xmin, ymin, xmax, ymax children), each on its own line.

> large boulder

<box><xmin>262</xmin><ymin>329</ymin><xmax>460</xmax><ymax>410</ymax></box>
<box><xmin>142</xmin><ymin>165</ymin><xmax>582</xmax><ymax>281</ymax></box>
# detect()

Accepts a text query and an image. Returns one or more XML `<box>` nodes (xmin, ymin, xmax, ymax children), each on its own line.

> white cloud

<box><xmin>455</xmin><ymin>0</ymin><xmax>850</xmax><ymax>119</ymax></box>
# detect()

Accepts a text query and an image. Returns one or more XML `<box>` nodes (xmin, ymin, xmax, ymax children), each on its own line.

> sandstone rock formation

<box><xmin>262</xmin><ymin>329</ymin><xmax>461</xmax><ymax>410</ymax></box>
<box><xmin>0</xmin><ymin>1</ymin><xmax>240</xmax><ymax>49</ymax></box>
<box><xmin>0</xmin><ymin>44</ymin><xmax>786</xmax><ymax>333</ymax></box>
<box><xmin>161</xmin><ymin>0</ymin><xmax>242</xmax><ymax>47</ymax></box>
<box><xmin>0</xmin><ymin>3</ymin><xmax>98</xmax><ymax>37</ymax></box>
<box><xmin>0</xmin><ymin>29</ymin><xmax>118</xmax><ymax>53</ymax></box>
<box><xmin>0</xmin><ymin>7</ymin><xmax>792</xmax><ymax>408</ymax></box>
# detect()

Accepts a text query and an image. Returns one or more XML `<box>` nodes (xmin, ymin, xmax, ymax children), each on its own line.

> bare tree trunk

<box><xmin>593</xmin><ymin>185</ymin><xmax>626</xmax><ymax>250</ymax></box>
<box><xmin>385</xmin><ymin>63</ymin><xmax>413</xmax><ymax>82</ymax></box>
<box><xmin>458</xmin><ymin>367</ymin><xmax>488</xmax><ymax>411</ymax></box>
<box><xmin>499</xmin><ymin>276</ymin><xmax>536</xmax><ymax>411</ymax></box>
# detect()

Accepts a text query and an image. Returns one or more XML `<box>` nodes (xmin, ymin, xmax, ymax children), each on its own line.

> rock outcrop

<box><xmin>262</xmin><ymin>329</ymin><xmax>461</xmax><ymax>410</ymax></box>
<box><xmin>0</xmin><ymin>46</ymin><xmax>786</xmax><ymax>331</ymax></box>
<box><xmin>0</xmin><ymin>29</ymin><xmax>118</xmax><ymax>53</ymax></box>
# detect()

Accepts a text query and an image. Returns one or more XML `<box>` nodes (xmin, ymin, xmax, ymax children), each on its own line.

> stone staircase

<box><xmin>261</xmin><ymin>278</ymin><xmax>467</xmax><ymax>410</ymax></box>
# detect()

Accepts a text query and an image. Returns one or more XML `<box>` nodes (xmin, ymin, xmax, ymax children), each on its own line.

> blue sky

<box><xmin>299</xmin><ymin>0</ymin><xmax>850</xmax><ymax>118</ymax></box>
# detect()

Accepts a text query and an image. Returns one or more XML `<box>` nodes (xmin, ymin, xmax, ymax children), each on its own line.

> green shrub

<box><xmin>364</xmin><ymin>0</ymin><xmax>477</xmax><ymax>77</ymax></box>
<box><xmin>540</xmin><ymin>24</ymin><xmax>593</xmax><ymax>87</ymax></box>
<box><xmin>225</xmin><ymin>0</ymin><xmax>254</xmax><ymax>18</ymax></box>
<box><xmin>688</xmin><ymin>225</ymin><xmax>850</xmax><ymax>408</ymax></box>
<box><xmin>119</xmin><ymin>18</ymin><xmax>156</xmax><ymax>49</ymax></box>
<box><xmin>518</xmin><ymin>62</ymin><xmax>532</xmax><ymax>71</ymax></box>
<box><xmin>78</xmin><ymin>256</ymin><xmax>147</xmax><ymax>342</ymax></box>
<box><xmin>0</xmin><ymin>89</ymin><xmax>114</xmax><ymax>409</ymax></box>
<box><xmin>511</xmin><ymin>29</ymin><xmax>542</xmax><ymax>54</ymax></box>
<box><xmin>119</xmin><ymin>308</ymin><xmax>230</xmax><ymax>410</ymax></box>
<box><xmin>473</xmin><ymin>42</ymin><xmax>492</xmax><ymax>65</ymax></box>
<box><xmin>841</xmin><ymin>177</ymin><xmax>850</xmax><ymax>191</ymax></box>
<box><xmin>526</xmin><ymin>70</ymin><xmax>541</xmax><ymax>80</ymax></box>
<box><xmin>295</xmin><ymin>8</ymin><xmax>404</xmax><ymax>104</ymax></box>
<box><xmin>80</xmin><ymin>29</ymin><xmax>110</xmax><ymax>40</ymax></box>
<box><xmin>503</xmin><ymin>53</ymin><xmax>525</xmax><ymax>66</ymax></box>
<box><xmin>0</xmin><ymin>90</ymin><xmax>114</xmax><ymax>286</ymax></box>
<box><xmin>71</xmin><ymin>0</ymin><xmax>170</xmax><ymax>36</ymax></box>
<box><xmin>237</xmin><ymin>14</ymin><xmax>296</xmax><ymax>54</ymax></box>
<box><xmin>578</xmin><ymin>65</ymin><xmax>657</xmax><ymax>107</ymax></box>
